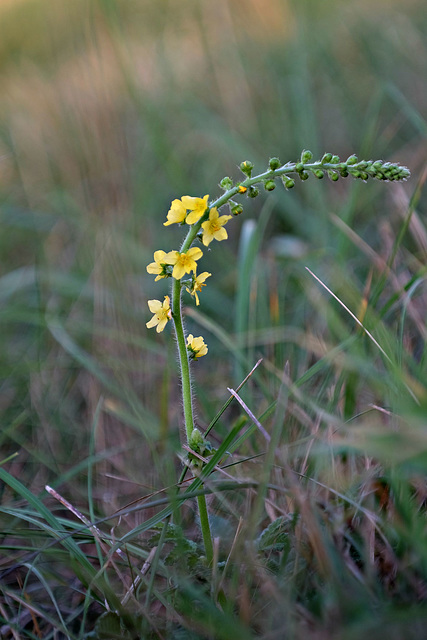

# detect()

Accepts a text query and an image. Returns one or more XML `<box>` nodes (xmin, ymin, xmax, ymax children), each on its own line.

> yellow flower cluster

<box><xmin>164</xmin><ymin>195</ymin><xmax>209</xmax><ymax>226</ymax></box>
<box><xmin>146</xmin><ymin>195</ymin><xmax>234</xmax><ymax>345</ymax></box>
<box><xmin>163</xmin><ymin>194</ymin><xmax>232</xmax><ymax>247</ymax></box>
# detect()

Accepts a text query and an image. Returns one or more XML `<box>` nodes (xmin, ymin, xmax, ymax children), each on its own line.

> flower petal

<box><xmin>153</xmin><ymin>250</ymin><xmax>167</xmax><ymax>262</ymax></box>
<box><xmin>156</xmin><ymin>317</ymin><xmax>168</xmax><ymax>332</ymax></box>
<box><xmin>147</xmin><ymin>299</ymin><xmax>162</xmax><ymax>313</ymax></box>
<box><xmin>146</xmin><ymin>316</ymin><xmax>158</xmax><ymax>328</ymax></box>
<box><xmin>214</xmin><ymin>227</ymin><xmax>228</xmax><ymax>242</ymax></box>
<box><xmin>187</xmin><ymin>247</ymin><xmax>203</xmax><ymax>260</ymax></box>
<box><xmin>146</xmin><ymin>262</ymin><xmax>160</xmax><ymax>274</ymax></box>
<box><xmin>163</xmin><ymin>250</ymin><xmax>179</xmax><ymax>265</ymax></box>
<box><xmin>172</xmin><ymin>263</ymin><xmax>186</xmax><ymax>280</ymax></box>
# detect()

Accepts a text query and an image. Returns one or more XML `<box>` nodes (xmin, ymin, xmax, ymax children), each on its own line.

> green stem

<box><xmin>174</xmin><ymin>160</ymin><xmax>351</xmax><ymax>250</ymax></box>
<box><xmin>171</xmin><ymin>276</ymin><xmax>194</xmax><ymax>442</ymax></box>
<box><xmin>171</xmin><ymin>269</ymin><xmax>214</xmax><ymax>564</ymax></box>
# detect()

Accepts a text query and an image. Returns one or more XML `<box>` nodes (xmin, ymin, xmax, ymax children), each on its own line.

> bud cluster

<box><xmin>293</xmin><ymin>151</ymin><xmax>410</xmax><ymax>183</ymax></box>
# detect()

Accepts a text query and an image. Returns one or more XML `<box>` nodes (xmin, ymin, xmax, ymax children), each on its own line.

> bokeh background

<box><xmin>1</xmin><ymin>0</ymin><xmax>426</xmax><ymax>527</ymax></box>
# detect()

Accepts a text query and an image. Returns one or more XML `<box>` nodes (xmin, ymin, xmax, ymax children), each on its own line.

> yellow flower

<box><xmin>201</xmin><ymin>208</ymin><xmax>232</xmax><ymax>246</ymax></box>
<box><xmin>164</xmin><ymin>199</ymin><xmax>187</xmax><ymax>226</ymax></box>
<box><xmin>186</xmin><ymin>334</ymin><xmax>208</xmax><ymax>358</ymax></box>
<box><xmin>182</xmin><ymin>195</ymin><xmax>209</xmax><ymax>225</ymax></box>
<box><xmin>146</xmin><ymin>296</ymin><xmax>172</xmax><ymax>333</ymax></box>
<box><xmin>164</xmin><ymin>247</ymin><xmax>203</xmax><ymax>280</ymax></box>
<box><xmin>185</xmin><ymin>271</ymin><xmax>211</xmax><ymax>306</ymax></box>
<box><xmin>146</xmin><ymin>250</ymin><xmax>172</xmax><ymax>281</ymax></box>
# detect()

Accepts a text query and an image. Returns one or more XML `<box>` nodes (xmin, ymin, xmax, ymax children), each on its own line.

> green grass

<box><xmin>1</xmin><ymin>0</ymin><xmax>427</xmax><ymax>638</ymax></box>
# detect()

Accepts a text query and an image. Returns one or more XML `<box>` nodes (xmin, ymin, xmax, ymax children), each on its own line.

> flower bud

<box><xmin>264</xmin><ymin>180</ymin><xmax>276</xmax><ymax>191</ymax></box>
<box><xmin>282</xmin><ymin>176</ymin><xmax>295</xmax><ymax>189</ymax></box>
<box><xmin>299</xmin><ymin>171</ymin><xmax>309</xmax><ymax>180</ymax></box>
<box><xmin>340</xmin><ymin>167</ymin><xmax>349</xmax><ymax>178</ymax></box>
<box><xmin>269</xmin><ymin>157</ymin><xmax>281</xmax><ymax>171</ymax></box>
<box><xmin>321</xmin><ymin>152</ymin><xmax>333</xmax><ymax>164</ymax></box>
<box><xmin>295</xmin><ymin>162</ymin><xmax>304</xmax><ymax>173</ymax></box>
<box><xmin>220</xmin><ymin>176</ymin><xmax>233</xmax><ymax>190</ymax></box>
<box><xmin>328</xmin><ymin>171</ymin><xmax>339</xmax><ymax>181</ymax></box>
<box><xmin>231</xmin><ymin>203</ymin><xmax>244</xmax><ymax>215</ymax></box>
<box><xmin>248</xmin><ymin>186</ymin><xmax>259</xmax><ymax>198</ymax></box>
<box><xmin>313</xmin><ymin>169</ymin><xmax>324</xmax><ymax>179</ymax></box>
<box><xmin>240</xmin><ymin>161</ymin><xmax>254</xmax><ymax>177</ymax></box>
<box><xmin>346</xmin><ymin>155</ymin><xmax>358</xmax><ymax>165</ymax></box>
<box><xmin>331</xmin><ymin>155</ymin><xmax>340</xmax><ymax>164</ymax></box>
<box><xmin>189</xmin><ymin>428</ymin><xmax>204</xmax><ymax>449</ymax></box>
<box><xmin>301</xmin><ymin>149</ymin><xmax>313</xmax><ymax>163</ymax></box>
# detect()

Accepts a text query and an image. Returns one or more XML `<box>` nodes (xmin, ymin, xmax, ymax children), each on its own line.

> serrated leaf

<box><xmin>256</xmin><ymin>516</ymin><xmax>293</xmax><ymax>552</ymax></box>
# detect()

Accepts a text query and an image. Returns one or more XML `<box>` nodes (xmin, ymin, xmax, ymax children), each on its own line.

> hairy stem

<box><xmin>171</xmin><ymin>273</ymin><xmax>214</xmax><ymax>564</ymax></box>
<box><xmin>171</xmin><ymin>277</ymin><xmax>194</xmax><ymax>443</ymax></box>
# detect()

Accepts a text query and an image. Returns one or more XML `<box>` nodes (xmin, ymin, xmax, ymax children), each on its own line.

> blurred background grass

<box><xmin>1</xmin><ymin>0</ymin><xmax>427</xmax><ymax>637</ymax></box>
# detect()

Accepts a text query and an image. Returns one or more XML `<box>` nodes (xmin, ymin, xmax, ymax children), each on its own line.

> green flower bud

<box><xmin>340</xmin><ymin>167</ymin><xmax>349</xmax><ymax>178</ymax></box>
<box><xmin>189</xmin><ymin>428</ymin><xmax>204</xmax><ymax>449</ymax></box>
<box><xmin>321</xmin><ymin>152</ymin><xmax>333</xmax><ymax>164</ymax></box>
<box><xmin>231</xmin><ymin>203</ymin><xmax>244</xmax><ymax>215</ymax></box>
<box><xmin>360</xmin><ymin>171</ymin><xmax>369</xmax><ymax>180</ymax></box>
<box><xmin>313</xmin><ymin>169</ymin><xmax>324</xmax><ymax>179</ymax></box>
<box><xmin>331</xmin><ymin>155</ymin><xmax>340</xmax><ymax>164</ymax></box>
<box><xmin>269</xmin><ymin>157</ymin><xmax>281</xmax><ymax>170</ymax></box>
<box><xmin>299</xmin><ymin>171</ymin><xmax>309</xmax><ymax>181</ymax></box>
<box><xmin>264</xmin><ymin>179</ymin><xmax>276</xmax><ymax>191</ymax></box>
<box><xmin>240</xmin><ymin>161</ymin><xmax>254</xmax><ymax>177</ymax></box>
<box><xmin>301</xmin><ymin>149</ymin><xmax>313</xmax><ymax>163</ymax></box>
<box><xmin>295</xmin><ymin>162</ymin><xmax>305</xmax><ymax>173</ymax></box>
<box><xmin>220</xmin><ymin>176</ymin><xmax>233</xmax><ymax>190</ymax></box>
<box><xmin>248</xmin><ymin>185</ymin><xmax>259</xmax><ymax>198</ymax></box>
<box><xmin>346</xmin><ymin>154</ymin><xmax>358</xmax><ymax>165</ymax></box>
<box><xmin>328</xmin><ymin>171</ymin><xmax>339</xmax><ymax>181</ymax></box>
<box><xmin>281</xmin><ymin>176</ymin><xmax>295</xmax><ymax>189</ymax></box>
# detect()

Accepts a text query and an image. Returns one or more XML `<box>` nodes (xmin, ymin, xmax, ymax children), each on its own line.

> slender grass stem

<box><xmin>197</xmin><ymin>494</ymin><xmax>214</xmax><ymax>566</ymax></box>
